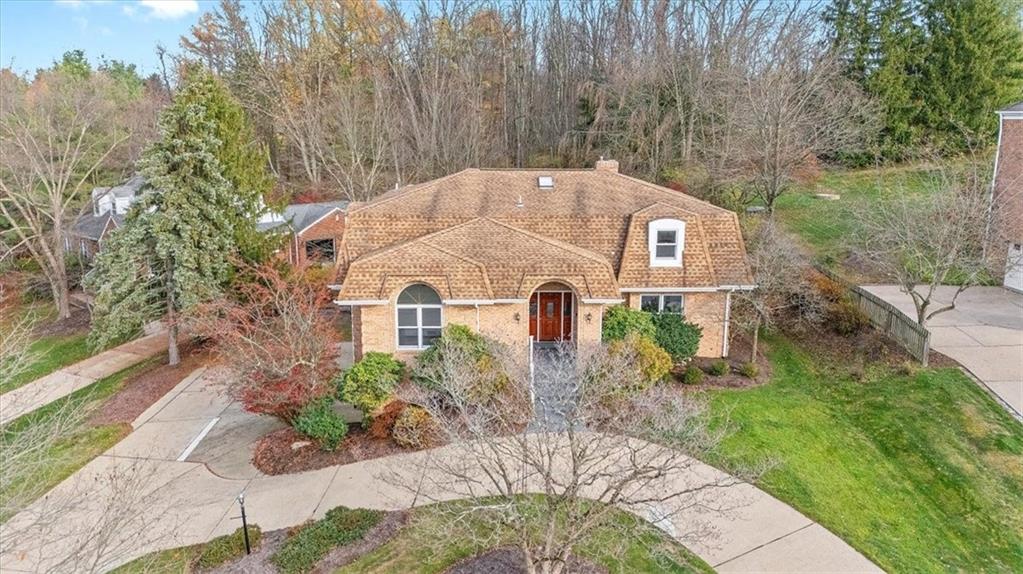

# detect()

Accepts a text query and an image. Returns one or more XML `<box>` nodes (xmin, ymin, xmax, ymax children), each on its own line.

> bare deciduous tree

<box><xmin>385</xmin><ymin>339</ymin><xmax>756</xmax><ymax>574</ymax></box>
<box><xmin>855</xmin><ymin>161</ymin><xmax>1006</xmax><ymax>327</ymax></box>
<box><xmin>0</xmin><ymin>69</ymin><xmax>133</xmax><ymax>320</ymax></box>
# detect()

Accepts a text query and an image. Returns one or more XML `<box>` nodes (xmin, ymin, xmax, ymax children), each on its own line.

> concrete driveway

<box><xmin>863</xmin><ymin>286</ymin><xmax>1023</xmax><ymax>417</ymax></box>
<box><xmin>0</xmin><ymin>364</ymin><xmax>880</xmax><ymax>573</ymax></box>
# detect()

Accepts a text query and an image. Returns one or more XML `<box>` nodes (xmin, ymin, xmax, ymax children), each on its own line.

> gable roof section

<box><xmin>258</xmin><ymin>201</ymin><xmax>350</xmax><ymax>234</ymax></box>
<box><xmin>337</xmin><ymin>218</ymin><xmax>621</xmax><ymax>302</ymax></box>
<box><xmin>71</xmin><ymin>211</ymin><xmax>122</xmax><ymax>241</ymax></box>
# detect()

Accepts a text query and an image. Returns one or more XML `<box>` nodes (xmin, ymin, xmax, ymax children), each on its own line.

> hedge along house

<box><xmin>334</xmin><ymin>160</ymin><xmax>754</xmax><ymax>362</ymax></box>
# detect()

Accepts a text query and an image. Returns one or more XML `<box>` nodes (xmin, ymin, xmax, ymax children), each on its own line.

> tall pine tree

<box><xmin>87</xmin><ymin>73</ymin><xmax>238</xmax><ymax>365</ymax></box>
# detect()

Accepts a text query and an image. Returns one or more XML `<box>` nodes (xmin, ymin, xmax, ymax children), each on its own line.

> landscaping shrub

<box><xmin>195</xmin><ymin>525</ymin><xmax>262</xmax><ymax>570</ymax></box>
<box><xmin>739</xmin><ymin>362</ymin><xmax>759</xmax><ymax>379</ymax></box>
<box><xmin>682</xmin><ymin>365</ymin><xmax>704</xmax><ymax>385</ymax></box>
<box><xmin>368</xmin><ymin>399</ymin><xmax>408</xmax><ymax>439</ymax></box>
<box><xmin>293</xmin><ymin>399</ymin><xmax>349</xmax><ymax>451</ymax></box>
<box><xmin>338</xmin><ymin>352</ymin><xmax>405</xmax><ymax>415</ymax></box>
<box><xmin>601</xmin><ymin>305</ymin><xmax>656</xmax><ymax>342</ymax></box>
<box><xmin>608</xmin><ymin>333</ymin><xmax>673</xmax><ymax>389</ymax></box>
<box><xmin>829</xmin><ymin>298</ymin><xmax>869</xmax><ymax>335</ymax></box>
<box><xmin>271</xmin><ymin>506</ymin><xmax>382</xmax><ymax>574</ymax></box>
<box><xmin>391</xmin><ymin>405</ymin><xmax>441</xmax><ymax>449</ymax></box>
<box><xmin>412</xmin><ymin>324</ymin><xmax>509</xmax><ymax>403</ymax></box>
<box><xmin>651</xmin><ymin>313</ymin><xmax>702</xmax><ymax>363</ymax></box>
<box><xmin>708</xmin><ymin>360</ymin><xmax>729</xmax><ymax>376</ymax></box>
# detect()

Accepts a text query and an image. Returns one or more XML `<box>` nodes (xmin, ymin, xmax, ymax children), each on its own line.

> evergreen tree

<box><xmin>867</xmin><ymin>0</ymin><xmax>924</xmax><ymax>159</ymax></box>
<box><xmin>176</xmin><ymin>66</ymin><xmax>277</xmax><ymax>261</ymax></box>
<box><xmin>87</xmin><ymin>76</ymin><xmax>238</xmax><ymax>365</ymax></box>
<box><xmin>919</xmin><ymin>0</ymin><xmax>1023</xmax><ymax>151</ymax></box>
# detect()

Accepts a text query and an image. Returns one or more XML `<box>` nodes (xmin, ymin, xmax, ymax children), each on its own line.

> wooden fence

<box><xmin>815</xmin><ymin>266</ymin><xmax>931</xmax><ymax>366</ymax></box>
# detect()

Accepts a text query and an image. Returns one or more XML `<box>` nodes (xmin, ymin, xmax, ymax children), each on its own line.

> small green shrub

<box><xmin>682</xmin><ymin>365</ymin><xmax>704</xmax><ymax>385</ymax></box>
<box><xmin>412</xmin><ymin>324</ymin><xmax>508</xmax><ymax>403</ymax></box>
<box><xmin>195</xmin><ymin>525</ymin><xmax>262</xmax><ymax>570</ymax></box>
<box><xmin>651</xmin><ymin>313</ymin><xmax>702</xmax><ymax>363</ymax></box>
<box><xmin>293</xmin><ymin>399</ymin><xmax>349</xmax><ymax>451</ymax></box>
<box><xmin>708</xmin><ymin>360</ymin><xmax>729</xmax><ymax>376</ymax></box>
<box><xmin>829</xmin><ymin>298</ymin><xmax>869</xmax><ymax>335</ymax></box>
<box><xmin>601</xmin><ymin>305</ymin><xmax>656</xmax><ymax>342</ymax></box>
<box><xmin>609</xmin><ymin>333</ymin><xmax>673</xmax><ymax>388</ymax></box>
<box><xmin>391</xmin><ymin>405</ymin><xmax>441</xmax><ymax>449</ymax></box>
<box><xmin>739</xmin><ymin>362</ymin><xmax>759</xmax><ymax>379</ymax></box>
<box><xmin>271</xmin><ymin>506</ymin><xmax>382</xmax><ymax>574</ymax></box>
<box><xmin>339</xmin><ymin>352</ymin><xmax>405</xmax><ymax>415</ymax></box>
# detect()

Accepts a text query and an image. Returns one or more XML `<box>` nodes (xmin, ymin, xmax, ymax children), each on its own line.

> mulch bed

<box><xmin>31</xmin><ymin>305</ymin><xmax>91</xmax><ymax>337</ymax></box>
<box><xmin>88</xmin><ymin>343</ymin><xmax>213</xmax><ymax>426</ymax></box>
<box><xmin>252</xmin><ymin>425</ymin><xmax>412</xmax><ymax>475</ymax></box>
<box><xmin>444</xmin><ymin>547</ymin><xmax>607</xmax><ymax>574</ymax></box>
<box><xmin>684</xmin><ymin>334</ymin><xmax>773</xmax><ymax>389</ymax></box>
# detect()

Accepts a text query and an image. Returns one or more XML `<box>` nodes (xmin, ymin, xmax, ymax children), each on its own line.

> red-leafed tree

<box><xmin>191</xmin><ymin>261</ymin><xmax>340</xmax><ymax>422</ymax></box>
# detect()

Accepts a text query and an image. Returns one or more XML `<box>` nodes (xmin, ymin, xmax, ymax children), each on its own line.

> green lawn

<box><xmin>0</xmin><ymin>332</ymin><xmax>92</xmax><ymax>394</ymax></box>
<box><xmin>773</xmin><ymin>165</ymin><xmax>938</xmax><ymax>275</ymax></box>
<box><xmin>342</xmin><ymin>500</ymin><xmax>712</xmax><ymax>574</ymax></box>
<box><xmin>708</xmin><ymin>338</ymin><xmax>1023</xmax><ymax>573</ymax></box>
<box><xmin>0</xmin><ymin>357</ymin><xmax>160</xmax><ymax>523</ymax></box>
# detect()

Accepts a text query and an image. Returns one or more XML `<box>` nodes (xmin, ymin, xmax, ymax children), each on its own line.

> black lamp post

<box><xmin>237</xmin><ymin>492</ymin><xmax>251</xmax><ymax>555</ymax></box>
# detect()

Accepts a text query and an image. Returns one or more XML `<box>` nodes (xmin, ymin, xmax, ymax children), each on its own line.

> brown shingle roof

<box><xmin>338</xmin><ymin>168</ymin><xmax>751</xmax><ymax>297</ymax></box>
<box><xmin>337</xmin><ymin>218</ymin><xmax>621</xmax><ymax>301</ymax></box>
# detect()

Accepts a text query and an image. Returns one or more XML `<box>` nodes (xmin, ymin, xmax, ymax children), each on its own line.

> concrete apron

<box><xmin>1</xmin><ymin>368</ymin><xmax>881</xmax><ymax>574</ymax></box>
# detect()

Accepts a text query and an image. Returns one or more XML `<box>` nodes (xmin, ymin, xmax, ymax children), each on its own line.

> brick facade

<box><xmin>994</xmin><ymin>115</ymin><xmax>1022</xmax><ymax>244</ymax></box>
<box><xmin>625</xmin><ymin>291</ymin><xmax>728</xmax><ymax>357</ymax></box>
<box><xmin>288</xmin><ymin>209</ymin><xmax>346</xmax><ymax>266</ymax></box>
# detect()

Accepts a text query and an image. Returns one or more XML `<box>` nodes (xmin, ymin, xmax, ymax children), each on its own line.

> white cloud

<box><xmin>55</xmin><ymin>0</ymin><xmax>112</xmax><ymax>7</ymax></box>
<box><xmin>136</xmin><ymin>0</ymin><xmax>199</xmax><ymax>20</ymax></box>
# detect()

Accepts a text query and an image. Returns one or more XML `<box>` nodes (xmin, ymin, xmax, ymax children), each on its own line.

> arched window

<box><xmin>396</xmin><ymin>284</ymin><xmax>443</xmax><ymax>349</ymax></box>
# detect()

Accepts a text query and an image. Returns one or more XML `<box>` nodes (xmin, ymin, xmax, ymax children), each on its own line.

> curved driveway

<box><xmin>1</xmin><ymin>367</ymin><xmax>881</xmax><ymax>574</ymax></box>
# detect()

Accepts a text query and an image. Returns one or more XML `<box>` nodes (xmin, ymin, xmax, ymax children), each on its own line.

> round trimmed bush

<box><xmin>368</xmin><ymin>399</ymin><xmax>408</xmax><ymax>439</ymax></box>
<box><xmin>609</xmin><ymin>333</ymin><xmax>673</xmax><ymax>389</ymax></box>
<box><xmin>708</xmin><ymin>360</ymin><xmax>729</xmax><ymax>376</ymax></box>
<box><xmin>412</xmin><ymin>324</ymin><xmax>509</xmax><ymax>404</ymax></box>
<box><xmin>601</xmin><ymin>305</ymin><xmax>656</xmax><ymax>342</ymax></box>
<box><xmin>391</xmin><ymin>405</ymin><xmax>440</xmax><ymax>449</ymax></box>
<box><xmin>682</xmin><ymin>365</ymin><xmax>704</xmax><ymax>385</ymax></box>
<box><xmin>651</xmin><ymin>313</ymin><xmax>702</xmax><ymax>364</ymax></box>
<box><xmin>293</xmin><ymin>398</ymin><xmax>349</xmax><ymax>451</ymax></box>
<box><xmin>338</xmin><ymin>352</ymin><xmax>405</xmax><ymax>415</ymax></box>
<box><xmin>739</xmin><ymin>362</ymin><xmax>760</xmax><ymax>379</ymax></box>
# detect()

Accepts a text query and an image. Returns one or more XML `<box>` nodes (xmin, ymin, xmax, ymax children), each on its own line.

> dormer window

<box><xmin>537</xmin><ymin>176</ymin><xmax>554</xmax><ymax>189</ymax></box>
<box><xmin>648</xmin><ymin>218</ymin><xmax>685</xmax><ymax>267</ymax></box>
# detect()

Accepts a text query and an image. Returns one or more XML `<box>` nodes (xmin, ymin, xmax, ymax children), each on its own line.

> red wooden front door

<box><xmin>538</xmin><ymin>293</ymin><xmax>563</xmax><ymax>341</ymax></box>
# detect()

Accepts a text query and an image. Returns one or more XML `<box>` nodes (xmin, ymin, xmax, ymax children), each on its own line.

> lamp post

<box><xmin>237</xmin><ymin>492</ymin><xmax>251</xmax><ymax>555</ymax></box>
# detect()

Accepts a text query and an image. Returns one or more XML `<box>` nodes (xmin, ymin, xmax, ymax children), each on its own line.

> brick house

<box><xmin>67</xmin><ymin>175</ymin><xmax>143</xmax><ymax>260</ymax></box>
<box><xmin>258</xmin><ymin>201</ymin><xmax>350</xmax><ymax>266</ymax></box>
<box><xmin>334</xmin><ymin>160</ymin><xmax>754</xmax><ymax>362</ymax></box>
<box><xmin>992</xmin><ymin>102</ymin><xmax>1023</xmax><ymax>292</ymax></box>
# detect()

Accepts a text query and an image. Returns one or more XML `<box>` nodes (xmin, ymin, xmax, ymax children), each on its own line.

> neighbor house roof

<box><xmin>337</xmin><ymin>168</ymin><xmax>751</xmax><ymax>293</ymax></box>
<box><xmin>337</xmin><ymin>218</ymin><xmax>621</xmax><ymax>302</ymax></box>
<box><xmin>257</xmin><ymin>201</ymin><xmax>349</xmax><ymax>234</ymax></box>
<box><xmin>71</xmin><ymin>211</ymin><xmax>122</xmax><ymax>241</ymax></box>
<box><xmin>999</xmin><ymin>101</ymin><xmax>1023</xmax><ymax>113</ymax></box>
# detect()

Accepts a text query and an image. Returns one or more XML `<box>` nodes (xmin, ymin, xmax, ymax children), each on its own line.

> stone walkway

<box><xmin>0</xmin><ymin>366</ymin><xmax>881</xmax><ymax>574</ymax></box>
<box><xmin>0</xmin><ymin>333</ymin><xmax>167</xmax><ymax>426</ymax></box>
<box><xmin>863</xmin><ymin>285</ymin><xmax>1023</xmax><ymax>418</ymax></box>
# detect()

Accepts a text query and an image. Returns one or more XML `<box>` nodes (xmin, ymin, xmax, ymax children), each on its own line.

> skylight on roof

<box><xmin>537</xmin><ymin>176</ymin><xmax>554</xmax><ymax>189</ymax></box>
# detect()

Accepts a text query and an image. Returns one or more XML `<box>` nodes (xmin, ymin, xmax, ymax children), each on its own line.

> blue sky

<box><xmin>0</xmin><ymin>0</ymin><xmax>218</xmax><ymax>76</ymax></box>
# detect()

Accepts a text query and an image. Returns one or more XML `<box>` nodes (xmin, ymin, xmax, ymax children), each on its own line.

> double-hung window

<box><xmin>396</xmin><ymin>284</ymin><xmax>443</xmax><ymax>350</ymax></box>
<box><xmin>640</xmin><ymin>294</ymin><xmax>684</xmax><ymax>315</ymax></box>
<box><xmin>648</xmin><ymin>219</ymin><xmax>685</xmax><ymax>267</ymax></box>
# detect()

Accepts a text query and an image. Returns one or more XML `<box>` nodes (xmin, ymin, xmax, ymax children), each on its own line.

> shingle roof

<box><xmin>258</xmin><ymin>201</ymin><xmax>350</xmax><ymax>233</ymax></box>
<box><xmin>338</xmin><ymin>168</ymin><xmax>751</xmax><ymax>294</ymax></box>
<box><xmin>71</xmin><ymin>211</ymin><xmax>121</xmax><ymax>240</ymax></box>
<box><xmin>337</xmin><ymin>218</ymin><xmax>621</xmax><ymax>301</ymax></box>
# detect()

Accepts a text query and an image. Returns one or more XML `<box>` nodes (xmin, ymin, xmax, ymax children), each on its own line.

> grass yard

<box><xmin>0</xmin><ymin>357</ymin><xmax>161</xmax><ymax>523</ymax></box>
<box><xmin>708</xmin><ymin>337</ymin><xmax>1023</xmax><ymax>573</ymax></box>
<box><xmin>773</xmin><ymin>165</ymin><xmax>938</xmax><ymax>277</ymax></box>
<box><xmin>111</xmin><ymin>526</ymin><xmax>261</xmax><ymax>574</ymax></box>
<box><xmin>342</xmin><ymin>499</ymin><xmax>712</xmax><ymax>574</ymax></box>
<box><xmin>0</xmin><ymin>332</ymin><xmax>92</xmax><ymax>394</ymax></box>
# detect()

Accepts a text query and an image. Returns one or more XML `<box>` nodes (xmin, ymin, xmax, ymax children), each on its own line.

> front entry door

<box><xmin>538</xmin><ymin>293</ymin><xmax>563</xmax><ymax>341</ymax></box>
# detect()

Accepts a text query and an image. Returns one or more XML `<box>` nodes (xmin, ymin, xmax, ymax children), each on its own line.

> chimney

<box><xmin>595</xmin><ymin>157</ymin><xmax>619</xmax><ymax>173</ymax></box>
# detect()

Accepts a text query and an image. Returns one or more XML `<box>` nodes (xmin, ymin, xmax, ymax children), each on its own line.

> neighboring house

<box><xmin>258</xmin><ymin>201</ymin><xmax>350</xmax><ymax>266</ymax></box>
<box><xmin>993</xmin><ymin>102</ymin><xmax>1023</xmax><ymax>293</ymax></box>
<box><xmin>66</xmin><ymin>175</ymin><xmax>144</xmax><ymax>259</ymax></box>
<box><xmin>334</xmin><ymin>159</ymin><xmax>754</xmax><ymax>362</ymax></box>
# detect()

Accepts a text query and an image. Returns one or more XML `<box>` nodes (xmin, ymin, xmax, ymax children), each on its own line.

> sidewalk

<box><xmin>0</xmin><ymin>366</ymin><xmax>881</xmax><ymax>573</ymax></box>
<box><xmin>0</xmin><ymin>333</ymin><xmax>167</xmax><ymax>425</ymax></box>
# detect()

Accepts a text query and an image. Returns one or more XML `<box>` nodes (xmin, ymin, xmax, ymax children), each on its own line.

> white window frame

<box><xmin>648</xmin><ymin>218</ymin><xmax>685</xmax><ymax>267</ymax></box>
<box><xmin>639</xmin><ymin>293</ymin><xmax>685</xmax><ymax>315</ymax></box>
<box><xmin>395</xmin><ymin>285</ymin><xmax>443</xmax><ymax>350</ymax></box>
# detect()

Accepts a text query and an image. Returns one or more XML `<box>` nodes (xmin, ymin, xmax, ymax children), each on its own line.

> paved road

<box><xmin>1</xmin><ymin>366</ymin><xmax>881</xmax><ymax>574</ymax></box>
<box><xmin>0</xmin><ymin>333</ymin><xmax>167</xmax><ymax>425</ymax></box>
<box><xmin>863</xmin><ymin>285</ymin><xmax>1023</xmax><ymax>417</ymax></box>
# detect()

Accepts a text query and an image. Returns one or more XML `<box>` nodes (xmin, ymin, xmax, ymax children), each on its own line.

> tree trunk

<box><xmin>167</xmin><ymin>318</ymin><xmax>180</xmax><ymax>367</ymax></box>
<box><xmin>750</xmin><ymin>317</ymin><xmax>761</xmax><ymax>363</ymax></box>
